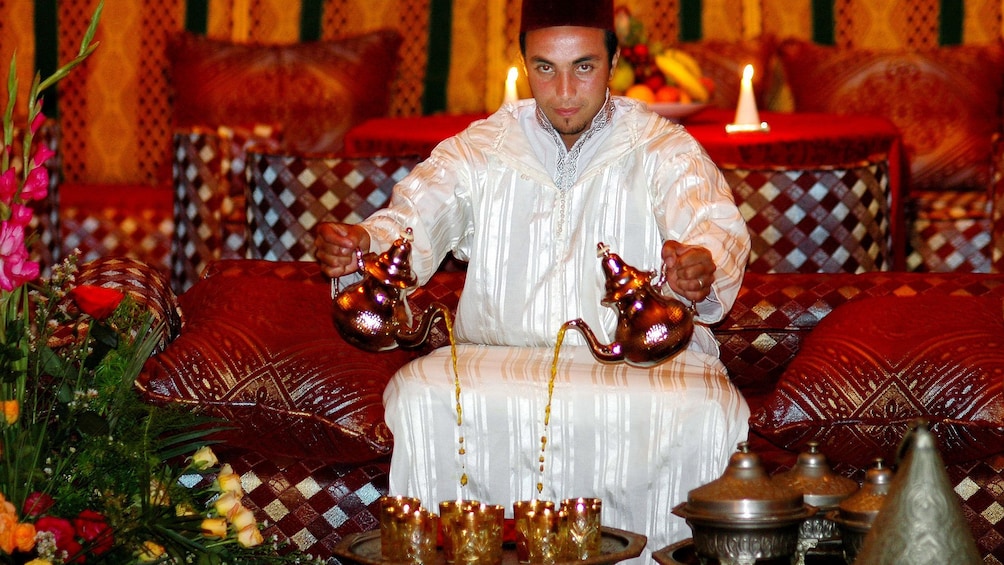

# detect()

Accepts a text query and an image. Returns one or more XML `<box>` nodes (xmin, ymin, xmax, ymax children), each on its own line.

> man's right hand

<box><xmin>314</xmin><ymin>223</ymin><xmax>371</xmax><ymax>278</ymax></box>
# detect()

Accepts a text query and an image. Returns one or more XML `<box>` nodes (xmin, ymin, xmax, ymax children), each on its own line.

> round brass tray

<box><xmin>333</xmin><ymin>526</ymin><xmax>647</xmax><ymax>565</ymax></box>
<box><xmin>652</xmin><ymin>538</ymin><xmax>847</xmax><ymax>564</ymax></box>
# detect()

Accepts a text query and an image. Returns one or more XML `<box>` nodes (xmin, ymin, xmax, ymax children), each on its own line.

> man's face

<box><xmin>523</xmin><ymin>26</ymin><xmax>616</xmax><ymax>149</ymax></box>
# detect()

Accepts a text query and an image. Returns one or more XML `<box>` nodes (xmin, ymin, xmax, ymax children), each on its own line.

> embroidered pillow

<box><xmin>749</xmin><ymin>294</ymin><xmax>1004</xmax><ymax>468</ymax></box>
<box><xmin>137</xmin><ymin>260</ymin><xmax>465</xmax><ymax>464</ymax></box>
<box><xmin>777</xmin><ymin>38</ymin><xmax>1004</xmax><ymax>192</ymax></box>
<box><xmin>168</xmin><ymin>30</ymin><xmax>402</xmax><ymax>154</ymax></box>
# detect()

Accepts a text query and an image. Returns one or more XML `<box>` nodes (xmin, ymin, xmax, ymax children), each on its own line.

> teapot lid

<box><xmin>835</xmin><ymin>459</ymin><xmax>894</xmax><ymax>526</ymax></box>
<box><xmin>680</xmin><ymin>442</ymin><xmax>809</xmax><ymax>522</ymax></box>
<box><xmin>596</xmin><ymin>243</ymin><xmax>651</xmax><ymax>303</ymax></box>
<box><xmin>773</xmin><ymin>442</ymin><xmax>858</xmax><ymax>509</ymax></box>
<box><xmin>362</xmin><ymin>229</ymin><xmax>419</xmax><ymax>289</ymax></box>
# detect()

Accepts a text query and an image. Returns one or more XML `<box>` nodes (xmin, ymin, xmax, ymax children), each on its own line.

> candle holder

<box><xmin>447</xmin><ymin>502</ymin><xmax>505</xmax><ymax>565</ymax></box>
<box><xmin>514</xmin><ymin>499</ymin><xmax>557</xmax><ymax>563</ymax></box>
<box><xmin>561</xmin><ymin>497</ymin><xmax>603</xmax><ymax>559</ymax></box>
<box><xmin>378</xmin><ymin>496</ymin><xmax>437</xmax><ymax>562</ymax></box>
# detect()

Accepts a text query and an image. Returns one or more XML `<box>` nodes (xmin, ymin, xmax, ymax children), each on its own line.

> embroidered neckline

<box><xmin>535</xmin><ymin>93</ymin><xmax>614</xmax><ymax>191</ymax></box>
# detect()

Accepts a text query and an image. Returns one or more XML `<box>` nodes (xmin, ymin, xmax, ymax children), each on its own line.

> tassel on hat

<box><xmin>520</xmin><ymin>0</ymin><xmax>614</xmax><ymax>34</ymax></box>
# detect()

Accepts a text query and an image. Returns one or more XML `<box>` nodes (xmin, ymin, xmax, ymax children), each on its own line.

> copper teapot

<box><xmin>330</xmin><ymin>229</ymin><xmax>449</xmax><ymax>352</ymax></box>
<box><xmin>562</xmin><ymin>243</ymin><xmax>694</xmax><ymax>368</ymax></box>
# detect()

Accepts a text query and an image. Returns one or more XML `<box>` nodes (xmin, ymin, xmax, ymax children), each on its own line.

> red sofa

<box><xmin>137</xmin><ymin>259</ymin><xmax>1004</xmax><ymax>562</ymax></box>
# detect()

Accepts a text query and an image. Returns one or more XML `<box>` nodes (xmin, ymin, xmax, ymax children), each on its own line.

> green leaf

<box><xmin>77</xmin><ymin>410</ymin><xmax>110</xmax><ymax>435</ymax></box>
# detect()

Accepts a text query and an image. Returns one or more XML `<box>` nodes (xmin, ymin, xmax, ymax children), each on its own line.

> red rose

<box><xmin>22</xmin><ymin>491</ymin><xmax>55</xmax><ymax>517</ymax></box>
<box><xmin>74</xmin><ymin>509</ymin><xmax>113</xmax><ymax>556</ymax></box>
<box><xmin>35</xmin><ymin>515</ymin><xmax>84</xmax><ymax>562</ymax></box>
<box><xmin>70</xmin><ymin>285</ymin><xmax>125</xmax><ymax>320</ymax></box>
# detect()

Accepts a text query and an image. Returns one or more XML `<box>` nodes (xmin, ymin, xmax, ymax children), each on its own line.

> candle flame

<box><xmin>742</xmin><ymin>64</ymin><xmax>754</xmax><ymax>82</ymax></box>
<box><xmin>507</xmin><ymin>66</ymin><xmax>519</xmax><ymax>82</ymax></box>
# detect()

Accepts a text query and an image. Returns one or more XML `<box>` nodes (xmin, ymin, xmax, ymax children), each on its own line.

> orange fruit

<box><xmin>655</xmin><ymin>85</ymin><xmax>682</xmax><ymax>103</ymax></box>
<box><xmin>625</xmin><ymin>84</ymin><xmax>656</xmax><ymax>103</ymax></box>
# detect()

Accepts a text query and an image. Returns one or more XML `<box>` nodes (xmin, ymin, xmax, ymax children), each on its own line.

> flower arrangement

<box><xmin>0</xmin><ymin>4</ymin><xmax>318</xmax><ymax>564</ymax></box>
<box><xmin>610</xmin><ymin>7</ymin><xmax>715</xmax><ymax>105</ymax></box>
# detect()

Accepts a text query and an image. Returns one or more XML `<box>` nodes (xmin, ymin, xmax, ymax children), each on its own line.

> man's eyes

<box><xmin>532</xmin><ymin>63</ymin><xmax>595</xmax><ymax>74</ymax></box>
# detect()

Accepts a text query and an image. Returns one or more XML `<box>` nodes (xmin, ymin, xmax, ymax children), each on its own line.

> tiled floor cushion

<box><xmin>212</xmin><ymin>446</ymin><xmax>391</xmax><ymax>562</ymax></box>
<box><xmin>907</xmin><ymin>189</ymin><xmax>991</xmax><ymax>273</ymax></box>
<box><xmin>719</xmin><ymin>159</ymin><xmax>891</xmax><ymax>273</ymax></box>
<box><xmin>245</xmin><ymin>150</ymin><xmax>419</xmax><ymax>261</ymax></box>
<box><xmin>60</xmin><ymin>183</ymin><xmax>173</xmax><ymax>275</ymax></box>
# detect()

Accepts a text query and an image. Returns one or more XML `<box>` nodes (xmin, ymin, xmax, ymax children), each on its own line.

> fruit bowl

<box><xmin>648</xmin><ymin>102</ymin><xmax>708</xmax><ymax>121</ymax></box>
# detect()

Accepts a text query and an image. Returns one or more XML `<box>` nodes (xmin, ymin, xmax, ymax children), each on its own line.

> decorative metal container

<box><xmin>854</xmin><ymin>420</ymin><xmax>983</xmax><ymax>565</ymax></box>
<box><xmin>825</xmin><ymin>459</ymin><xmax>893</xmax><ymax>564</ymax></box>
<box><xmin>773</xmin><ymin>442</ymin><xmax>858</xmax><ymax>564</ymax></box>
<box><xmin>672</xmin><ymin>442</ymin><xmax>817</xmax><ymax>565</ymax></box>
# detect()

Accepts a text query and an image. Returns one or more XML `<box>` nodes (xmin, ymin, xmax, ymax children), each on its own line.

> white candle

<box><xmin>732</xmin><ymin>64</ymin><xmax>760</xmax><ymax>126</ymax></box>
<box><xmin>504</xmin><ymin>66</ymin><xmax>519</xmax><ymax>104</ymax></box>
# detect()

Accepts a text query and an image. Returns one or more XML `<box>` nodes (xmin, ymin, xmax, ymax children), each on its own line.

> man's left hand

<box><xmin>661</xmin><ymin>240</ymin><xmax>716</xmax><ymax>303</ymax></box>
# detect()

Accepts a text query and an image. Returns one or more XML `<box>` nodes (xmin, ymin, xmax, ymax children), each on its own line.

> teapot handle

<box><xmin>328</xmin><ymin>248</ymin><xmax>366</xmax><ymax>299</ymax></box>
<box><xmin>654</xmin><ymin>265</ymin><xmax>698</xmax><ymax>313</ymax></box>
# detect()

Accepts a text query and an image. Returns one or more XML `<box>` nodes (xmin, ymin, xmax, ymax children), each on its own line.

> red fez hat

<box><xmin>520</xmin><ymin>0</ymin><xmax>614</xmax><ymax>34</ymax></box>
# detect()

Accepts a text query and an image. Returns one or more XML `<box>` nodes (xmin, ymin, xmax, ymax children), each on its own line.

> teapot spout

<box><xmin>395</xmin><ymin>302</ymin><xmax>452</xmax><ymax>349</ymax></box>
<box><xmin>561</xmin><ymin>319</ymin><xmax>624</xmax><ymax>364</ymax></box>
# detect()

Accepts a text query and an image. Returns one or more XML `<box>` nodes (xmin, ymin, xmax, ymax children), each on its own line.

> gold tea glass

<box><xmin>448</xmin><ymin>502</ymin><xmax>505</xmax><ymax>565</ymax></box>
<box><xmin>514</xmin><ymin>499</ymin><xmax>556</xmax><ymax>563</ymax></box>
<box><xmin>525</xmin><ymin>507</ymin><xmax>565</xmax><ymax>564</ymax></box>
<box><xmin>379</xmin><ymin>496</ymin><xmax>423</xmax><ymax>561</ymax></box>
<box><xmin>439</xmin><ymin>499</ymin><xmax>481</xmax><ymax>563</ymax></box>
<box><xmin>560</xmin><ymin>497</ymin><xmax>603</xmax><ymax>559</ymax></box>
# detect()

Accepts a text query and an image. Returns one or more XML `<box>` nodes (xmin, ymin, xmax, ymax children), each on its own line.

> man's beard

<box><xmin>551</xmin><ymin>116</ymin><xmax>589</xmax><ymax>138</ymax></box>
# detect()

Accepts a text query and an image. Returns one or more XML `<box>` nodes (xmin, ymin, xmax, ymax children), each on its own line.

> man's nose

<box><xmin>556</xmin><ymin>71</ymin><xmax>574</xmax><ymax>98</ymax></box>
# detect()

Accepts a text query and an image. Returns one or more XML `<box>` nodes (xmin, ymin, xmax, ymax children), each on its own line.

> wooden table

<box><xmin>344</xmin><ymin>107</ymin><xmax>905</xmax><ymax>271</ymax></box>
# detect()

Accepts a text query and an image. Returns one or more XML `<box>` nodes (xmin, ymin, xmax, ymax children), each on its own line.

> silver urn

<box><xmin>672</xmin><ymin>442</ymin><xmax>817</xmax><ymax>565</ymax></box>
<box><xmin>772</xmin><ymin>442</ymin><xmax>858</xmax><ymax>564</ymax></box>
<box><xmin>825</xmin><ymin>459</ymin><xmax>893</xmax><ymax>564</ymax></box>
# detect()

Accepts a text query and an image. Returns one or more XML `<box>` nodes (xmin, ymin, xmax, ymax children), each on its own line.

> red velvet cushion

<box><xmin>168</xmin><ymin>30</ymin><xmax>402</xmax><ymax>154</ymax></box>
<box><xmin>749</xmin><ymin>294</ymin><xmax>1004</xmax><ymax>468</ymax></box>
<box><xmin>137</xmin><ymin>260</ymin><xmax>465</xmax><ymax>464</ymax></box>
<box><xmin>777</xmin><ymin>38</ymin><xmax>1004</xmax><ymax>192</ymax></box>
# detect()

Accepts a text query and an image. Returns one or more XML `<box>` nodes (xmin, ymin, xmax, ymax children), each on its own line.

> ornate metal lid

<box><xmin>595</xmin><ymin>242</ymin><xmax>653</xmax><ymax>304</ymax></box>
<box><xmin>362</xmin><ymin>229</ymin><xmax>419</xmax><ymax>289</ymax></box>
<box><xmin>834</xmin><ymin>459</ymin><xmax>893</xmax><ymax>527</ymax></box>
<box><xmin>676</xmin><ymin>442</ymin><xmax>810</xmax><ymax>523</ymax></box>
<box><xmin>772</xmin><ymin>441</ymin><xmax>858</xmax><ymax>509</ymax></box>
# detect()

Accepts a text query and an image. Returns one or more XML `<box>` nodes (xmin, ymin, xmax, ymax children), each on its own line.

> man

<box><xmin>316</xmin><ymin>0</ymin><xmax>751</xmax><ymax>559</ymax></box>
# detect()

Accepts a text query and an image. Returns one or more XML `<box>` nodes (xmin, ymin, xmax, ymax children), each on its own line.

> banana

<box><xmin>667</xmin><ymin>49</ymin><xmax>703</xmax><ymax>81</ymax></box>
<box><xmin>655</xmin><ymin>52</ymin><xmax>709</xmax><ymax>102</ymax></box>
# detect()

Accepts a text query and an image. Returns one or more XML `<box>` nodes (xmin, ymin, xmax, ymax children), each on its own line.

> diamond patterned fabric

<box><xmin>721</xmin><ymin>160</ymin><xmax>891</xmax><ymax>273</ymax></box>
<box><xmin>246</xmin><ymin>151</ymin><xmax>420</xmax><ymax>261</ymax></box>
<box><xmin>170</xmin><ymin>127</ymin><xmax>281</xmax><ymax>292</ymax></box>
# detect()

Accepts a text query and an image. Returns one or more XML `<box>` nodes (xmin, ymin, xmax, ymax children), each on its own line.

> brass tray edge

<box><xmin>333</xmin><ymin>525</ymin><xmax>647</xmax><ymax>565</ymax></box>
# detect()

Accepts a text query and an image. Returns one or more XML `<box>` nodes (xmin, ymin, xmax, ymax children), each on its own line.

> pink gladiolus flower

<box><xmin>31</xmin><ymin>144</ymin><xmax>55</xmax><ymax>168</ymax></box>
<box><xmin>9</xmin><ymin>204</ymin><xmax>32</xmax><ymax>226</ymax></box>
<box><xmin>30</xmin><ymin>109</ymin><xmax>45</xmax><ymax>134</ymax></box>
<box><xmin>21</xmin><ymin>166</ymin><xmax>48</xmax><ymax>201</ymax></box>
<box><xmin>0</xmin><ymin>222</ymin><xmax>38</xmax><ymax>291</ymax></box>
<box><xmin>0</xmin><ymin>168</ymin><xmax>15</xmax><ymax>203</ymax></box>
